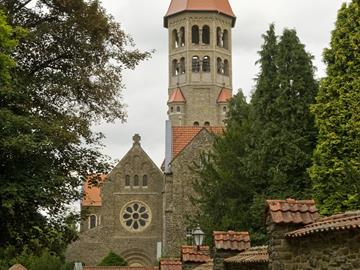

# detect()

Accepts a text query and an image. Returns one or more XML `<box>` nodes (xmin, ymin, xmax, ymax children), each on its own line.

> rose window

<box><xmin>120</xmin><ymin>201</ymin><xmax>152</xmax><ymax>232</ymax></box>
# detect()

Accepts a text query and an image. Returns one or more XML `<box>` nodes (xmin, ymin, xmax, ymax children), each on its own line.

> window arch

<box><xmin>134</xmin><ymin>175</ymin><xmax>139</xmax><ymax>186</ymax></box>
<box><xmin>125</xmin><ymin>175</ymin><xmax>131</xmax><ymax>186</ymax></box>
<box><xmin>223</xmin><ymin>30</ymin><xmax>229</xmax><ymax>49</ymax></box>
<box><xmin>202</xmin><ymin>56</ymin><xmax>210</xmax><ymax>72</ymax></box>
<box><xmin>224</xmin><ymin>60</ymin><xmax>229</xmax><ymax>76</ymax></box>
<box><xmin>89</xmin><ymin>215</ymin><xmax>97</xmax><ymax>229</ymax></box>
<box><xmin>170</xmin><ymin>106</ymin><xmax>174</xmax><ymax>113</ymax></box>
<box><xmin>193</xmin><ymin>121</ymin><xmax>199</xmax><ymax>126</ymax></box>
<box><xmin>204</xmin><ymin>121</ymin><xmax>210</xmax><ymax>126</ymax></box>
<box><xmin>176</xmin><ymin>106</ymin><xmax>181</xmax><ymax>112</ymax></box>
<box><xmin>223</xmin><ymin>106</ymin><xmax>227</xmax><ymax>112</ymax></box>
<box><xmin>172</xmin><ymin>59</ymin><xmax>179</xmax><ymax>76</ymax></box>
<box><xmin>192</xmin><ymin>25</ymin><xmax>199</xmax><ymax>44</ymax></box>
<box><xmin>216</xmin><ymin>27</ymin><xmax>222</xmax><ymax>47</ymax></box>
<box><xmin>217</xmin><ymin>57</ymin><xmax>223</xmax><ymax>74</ymax></box>
<box><xmin>192</xmin><ymin>56</ymin><xmax>200</xmax><ymax>73</ymax></box>
<box><xmin>180</xmin><ymin>57</ymin><xmax>186</xmax><ymax>74</ymax></box>
<box><xmin>180</xmin><ymin>27</ymin><xmax>185</xmax><ymax>47</ymax></box>
<box><xmin>202</xmin><ymin>25</ymin><xmax>210</xmax><ymax>44</ymax></box>
<box><xmin>142</xmin><ymin>175</ymin><xmax>148</xmax><ymax>187</ymax></box>
<box><xmin>172</xmin><ymin>29</ymin><xmax>179</xmax><ymax>48</ymax></box>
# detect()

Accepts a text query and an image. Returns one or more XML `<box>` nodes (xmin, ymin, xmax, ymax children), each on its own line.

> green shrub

<box><xmin>98</xmin><ymin>251</ymin><xmax>128</xmax><ymax>266</ymax></box>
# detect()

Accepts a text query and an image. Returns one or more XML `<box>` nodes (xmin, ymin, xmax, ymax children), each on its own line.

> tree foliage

<box><xmin>0</xmin><ymin>0</ymin><xmax>150</xmax><ymax>257</ymax></box>
<box><xmin>194</xmin><ymin>24</ymin><xmax>318</xmax><ymax>244</ymax></box>
<box><xmin>98</xmin><ymin>251</ymin><xmax>128</xmax><ymax>266</ymax></box>
<box><xmin>310</xmin><ymin>1</ymin><xmax>360</xmax><ymax>215</ymax></box>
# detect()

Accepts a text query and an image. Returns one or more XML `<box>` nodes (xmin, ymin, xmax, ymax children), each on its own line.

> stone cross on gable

<box><xmin>133</xmin><ymin>134</ymin><xmax>141</xmax><ymax>145</ymax></box>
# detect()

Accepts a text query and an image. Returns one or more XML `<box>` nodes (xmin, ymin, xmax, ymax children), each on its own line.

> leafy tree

<box><xmin>310</xmin><ymin>1</ymin><xmax>360</xmax><ymax>215</ymax></box>
<box><xmin>0</xmin><ymin>0</ymin><xmax>150</xmax><ymax>256</ymax></box>
<box><xmin>98</xmin><ymin>251</ymin><xmax>128</xmax><ymax>266</ymax></box>
<box><xmin>194</xmin><ymin>25</ymin><xmax>318</xmax><ymax>244</ymax></box>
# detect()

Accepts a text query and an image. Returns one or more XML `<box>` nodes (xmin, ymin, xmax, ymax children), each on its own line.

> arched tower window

<box><xmin>172</xmin><ymin>59</ymin><xmax>179</xmax><ymax>76</ymax></box>
<box><xmin>217</xmin><ymin>57</ymin><xmax>223</xmax><ymax>74</ymax></box>
<box><xmin>172</xmin><ymin>29</ymin><xmax>179</xmax><ymax>48</ymax></box>
<box><xmin>223</xmin><ymin>30</ymin><xmax>229</xmax><ymax>49</ymax></box>
<box><xmin>89</xmin><ymin>215</ymin><xmax>97</xmax><ymax>229</ymax></box>
<box><xmin>134</xmin><ymin>175</ymin><xmax>139</xmax><ymax>186</ymax></box>
<box><xmin>224</xmin><ymin>60</ymin><xmax>229</xmax><ymax>76</ymax></box>
<box><xmin>202</xmin><ymin>25</ymin><xmax>210</xmax><ymax>44</ymax></box>
<box><xmin>192</xmin><ymin>25</ymin><xmax>199</xmax><ymax>44</ymax></box>
<box><xmin>176</xmin><ymin>106</ymin><xmax>181</xmax><ymax>112</ymax></box>
<box><xmin>204</xmin><ymin>121</ymin><xmax>210</xmax><ymax>126</ymax></box>
<box><xmin>223</xmin><ymin>106</ymin><xmax>227</xmax><ymax>112</ymax></box>
<box><xmin>192</xmin><ymin>56</ymin><xmax>200</xmax><ymax>73</ymax></box>
<box><xmin>180</xmin><ymin>57</ymin><xmax>186</xmax><ymax>74</ymax></box>
<box><xmin>202</xmin><ymin>56</ymin><xmax>210</xmax><ymax>72</ymax></box>
<box><xmin>193</xmin><ymin>121</ymin><xmax>199</xmax><ymax>126</ymax></box>
<box><xmin>142</xmin><ymin>175</ymin><xmax>148</xmax><ymax>187</ymax></box>
<box><xmin>180</xmin><ymin>27</ymin><xmax>185</xmax><ymax>47</ymax></box>
<box><xmin>216</xmin><ymin>27</ymin><xmax>222</xmax><ymax>47</ymax></box>
<box><xmin>125</xmin><ymin>175</ymin><xmax>131</xmax><ymax>187</ymax></box>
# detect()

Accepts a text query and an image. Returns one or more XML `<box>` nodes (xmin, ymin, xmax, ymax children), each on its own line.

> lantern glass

<box><xmin>192</xmin><ymin>226</ymin><xmax>205</xmax><ymax>246</ymax></box>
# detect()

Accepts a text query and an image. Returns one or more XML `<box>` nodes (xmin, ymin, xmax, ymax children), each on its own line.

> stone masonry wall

<box><xmin>213</xmin><ymin>250</ymin><xmax>239</xmax><ymax>270</ymax></box>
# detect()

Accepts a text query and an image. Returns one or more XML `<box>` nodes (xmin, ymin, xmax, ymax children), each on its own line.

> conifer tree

<box><xmin>310</xmin><ymin>1</ymin><xmax>360</xmax><ymax>215</ymax></box>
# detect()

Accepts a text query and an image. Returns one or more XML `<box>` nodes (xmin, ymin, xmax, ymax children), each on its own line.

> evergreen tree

<box><xmin>310</xmin><ymin>1</ymin><xmax>360</xmax><ymax>215</ymax></box>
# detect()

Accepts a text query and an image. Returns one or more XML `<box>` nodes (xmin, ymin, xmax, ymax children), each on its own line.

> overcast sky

<box><xmin>94</xmin><ymin>0</ymin><xmax>348</xmax><ymax>167</ymax></box>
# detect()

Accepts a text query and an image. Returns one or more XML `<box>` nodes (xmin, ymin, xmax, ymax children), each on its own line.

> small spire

<box><xmin>133</xmin><ymin>134</ymin><xmax>141</xmax><ymax>145</ymax></box>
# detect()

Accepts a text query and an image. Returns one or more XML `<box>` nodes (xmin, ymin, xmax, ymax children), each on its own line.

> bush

<box><xmin>98</xmin><ymin>251</ymin><xmax>128</xmax><ymax>266</ymax></box>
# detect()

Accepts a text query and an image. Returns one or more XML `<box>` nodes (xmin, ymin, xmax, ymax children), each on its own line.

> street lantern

<box><xmin>193</xmin><ymin>225</ymin><xmax>205</xmax><ymax>247</ymax></box>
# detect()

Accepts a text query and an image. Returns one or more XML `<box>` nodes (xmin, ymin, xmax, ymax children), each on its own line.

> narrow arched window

<box><xmin>173</xmin><ymin>29</ymin><xmax>179</xmax><ymax>48</ymax></box>
<box><xmin>223</xmin><ymin>106</ymin><xmax>227</xmax><ymax>112</ymax></box>
<box><xmin>194</xmin><ymin>121</ymin><xmax>199</xmax><ymax>126</ymax></box>
<box><xmin>217</xmin><ymin>57</ymin><xmax>223</xmax><ymax>74</ymax></box>
<box><xmin>204</xmin><ymin>121</ymin><xmax>210</xmax><ymax>126</ymax></box>
<box><xmin>192</xmin><ymin>25</ymin><xmax>199</xmax><ymax>44</ymax></box>
<box><xmin>180</xmin><ymin>57</ymin><xmax>186</xmax><ymax>74</ymax></box>
<box><xmin>202</xmin><ymin>56</ymin><xmax>210</xmax><ymax>72</ymax></box>
<box><xmin>223</xmin><ymin>30</ymin><xmax>229</xmax><ymax>49</ymax></box>
<box><xmin>216</xmin><ymin>27</ymin><xmax>222</xmax><ymax>47</ymax></box>
<box><xmin>125</xmin><ymin>175</ymin><xmax>130</xmax><ymax>186</ymax></box>
<box><xmin>89</xmin><ymin>215</ymin><xmax>97</xmax><ymax>229</ymax></box>
<box><xmin>170</xmin><ymin>106</ymin><xmax>174</xmax><ymax>113</ymax></box>
<box><xmin>180</xmin><ymin>27</ymin><xmax>185</xmax><ymax>46</ymax></box>
<box><xmin>176</xmin><ymin>106</ymin><xmax>181</xmax><ymax>112</ymax></box>
<box><xmin>134</xmin><ymin>175</ymin><xmax>139</xmax><ymax>186</ymax></box>
<box><xmin>192</xmin><ymin>56</ymin><xmax>200</xmax><ymax>73</ymax></box>
<box><xmin>202</xmin><ymin>25</ymin><xmax>210</xmax><ymax>44</ymax></box>
<box><xmin>143</xmin><ymin>175</ymin><xmax>148</xmax><ymax>187</ymax></box>
<box><xmin>172</xmin><ymin>59</ymin><xmax>179</xmax><ymax>76</ymax></box>
<box><xmin>224</xmin><ymin>60</ymin><xmax>229</xmax><ymax>76</ymax></box>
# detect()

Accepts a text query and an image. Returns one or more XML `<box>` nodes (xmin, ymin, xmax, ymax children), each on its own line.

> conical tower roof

<box><xmin>164</xmin><ymin>0</ymin><xmax>236</xmax><ymax>27</ymax></box>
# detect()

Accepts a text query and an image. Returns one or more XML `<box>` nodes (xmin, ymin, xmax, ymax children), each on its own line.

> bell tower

<box><xmin>164</xmin><ymin>0</ymin><xmax>236</xmax><ymax>127</ymax></box>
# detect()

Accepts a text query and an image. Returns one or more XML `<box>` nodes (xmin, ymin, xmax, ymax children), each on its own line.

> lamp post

<box><xmin>192</xmin><ymin>225</ymin><xmax>205</xmax><ymax>249</ymax></box>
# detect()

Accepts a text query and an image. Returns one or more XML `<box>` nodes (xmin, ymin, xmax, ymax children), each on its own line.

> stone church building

<box><xmin>66</xmin><ymin>0</ymin><xmax>236</xmax><ymax>266</ymax></box>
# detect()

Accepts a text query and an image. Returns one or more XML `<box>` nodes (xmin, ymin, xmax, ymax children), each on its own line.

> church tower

<box><xmin>164</xmin><ymin>0</ymin><xmax>236</xmax><ymax>126</ymax></box>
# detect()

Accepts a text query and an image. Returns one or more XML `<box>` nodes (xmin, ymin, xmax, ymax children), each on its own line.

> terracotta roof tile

<box><xmin>191</xmin><ymin>260</ymin><xmax>213</xmax><ymax>270</ymax></box>
<box><xmin>9</xmin><ymin>264</ymin><xmax>27</xmax><ymax>270</ymax></box>
<box><xmin>286</xmin><ymin>211</ymin><xmax>360</xmax><ymax>238</ymax></box>
<box><xmin>82</xmin><ymin>174</ymin><xmax>107</xmax><ymax>207</ymax></box>
<box><xmin>217</xmin><ymin>88</ymin><xmax>232</xmax><ymax>103</ymax></box>
<box><xmin>224</xmin><ymin>246</ymin><xmax>269</xmax><ymax>264</ymax></box>
<box><xmin>164</xmin><ymin>0</ymin><xmax>236</xmax><ymax>27</ymax></box>
<box><xmin>168</xmin><ymin>88</ymin><xmax>186</xmax><ymax>103</ymax></box>
<box><xmin>181</xmin><ymin>245</ymin><xmax>211</xmax><ymax>263</ymax></box>
<box><xmin>172</xmin><ymin>126</ymin><xmax>223</xmax><ymax>160</ymax></box>
<box><xmin>266</xmin><ymin>198</ymin><xmax>319</xmax><ymax>225</ymax></box>
<box><xmin>213</xmin><ymin>231</ymin><xmax>250</xmax><ymax>251</ymax></box>
<box><xmin>84</xmin><ymin>266</ymin><xmax>159</xmax><ymax>270</ymax></box>
<box><xmin>160</xmin><ymin>258</ymin><xmax>182</xmax><ymax>270</ymax></box>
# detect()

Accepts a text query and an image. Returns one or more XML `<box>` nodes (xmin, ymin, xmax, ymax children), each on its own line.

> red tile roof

<box><xmin>84</xmin><ymin>266</ymin><xmax>159</xmax><ymax>270</ymax></box>
<box><xmin>160</xmin><ymin>259</ymin><xmax>182</xmax><ymax>270</ymax></box>
<box><xmin>168</xmin><ymin>88</ymin><xmax>186</xmax><ymax>103</ymax></box>
<box><xmin>266</xmin><ymin>199</ymin><xmax>320</xmax><ymax>225</ymax></box>
<box><xmin>164</xmin><ymin>0</ymin><xmax>236</xmax><ymax>27</ymax></box>
<box><xmin>9</xmin><ymin>264</ymin><xmax>27</xmax><ymax>270</ymax></box>
<box><xmin>172</xmin><ymin>126</ymin><xmax>223</xmax><ymax>160</ymax></box>
<box><xmin>224</xmin><ymin>246</ymin><xmax>269</xmax><ymax>264</ymax></box>
<box><xmin>82</xmin><ymin>174</ymin><xmax>107</xmax><ymax>207</ymax></box>
<box><xmin>286</xmin><ymin>211</ymin><xmax>360</xmax><ymax>238</ymax></box>
<box><xmin>213</xmin><ymin>231</ymin><xmax>250</xmax><ymax>251</ymax></box>
<box><xmin>217</xmin><ymin>88</ymin><xmax>232</xmax><ymax>103</ymax></box>
<box><xmin>181</xmin><ymin>245</ymin><xmax>211</xmax><ymax>263</ymax></box>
